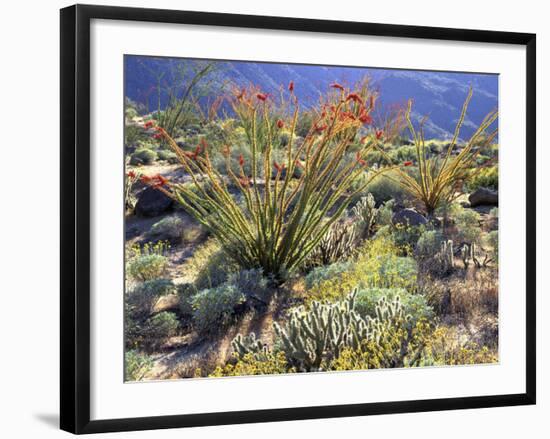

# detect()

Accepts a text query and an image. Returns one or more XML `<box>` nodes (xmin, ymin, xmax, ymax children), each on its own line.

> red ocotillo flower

<box><xmin>127</xmin><ymin>170</ymin><xmax>136</xmax><ymax>178</ymax></box>
<box><xmin>288</xmin><ymin>81</ymin><xmax>294</xmax><ymax>93</ymax></box>
<box><xmin>314</xmin><ymin>123</ymin><xmax>327</xmax><ymax>133</ymax></box>
<box><xmin>256</xmin><ymin>93</ymin><xmax>268</xmax><ymax>101</ymax></box>
<box><xmin>238</xmin><ymin>154</ymin><xmax>245</xmax><ymax>167</ymax></box>
<box><xmin>154</xmin><ymin>174</ymin><xmax>169</xmax><ymax>187</ymax></box>
<box><xmin>143</xmin><ymin>120</ymin><xmax>154</xmax><ymax>129</ymax></box>
<box><xmin>238</xmin><ymin>177</ymin><xmax>250</xmax><ymax>187</ymax></box>
<box><xmin>152</xmin><ymin>133</ymin><xmax>162</xmax><ymax>140</ymax></box>
<box><xmin>346</xmin><ymin>93</ymin><xmax>363</xmax><ymax>105</ymax></box>
<box><xmin>141</xmin><ymin>175</ymin><xmax>152</xmax><ymax>183</ymax></box>
<box><xmin>359</xmin><ymin>112</ymin><xmax>373</xmax><ymax>125</ymax></box>
<box><xmin>403</xmin><ymin>161</ymin><xmax>413</xmax><ymax>167</ymax></box>
<box><xmin>355</xmin><ymin>151</ymin><xmax>367</xmax><ymax>166</ymax></box>
<box><xmin>330</xmin><ymin>82</ymin><xmax>344</xmax><ymax>91</ymax></box>
<box><xmin>375</xmin><ymin>129</ymin><xmax>384</xmax><ymax>140</ymax></box>
<box><xmin>276</xmin><ymin>119</ymin><xmax>284</xmax><ymax>129</ymax></box>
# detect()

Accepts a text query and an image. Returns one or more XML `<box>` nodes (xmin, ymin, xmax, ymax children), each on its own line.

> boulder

<box><xmin>135</xmin><ymin>186</ymin><xmax>173</xmax><ymax>217</ymax></box>
<box><xmin>392</xmin><ymin>208</ymin><xmax>428</xmax><ymax>227</ymax></box>
<box><xmin>469</xmin><ymin>188</ymin><xmax>498</xmax><ymax>207</ymax></box>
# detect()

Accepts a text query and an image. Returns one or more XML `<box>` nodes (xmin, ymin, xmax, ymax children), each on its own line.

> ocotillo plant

<box><xmin>146</xmin><ymin>82</ymin><xmax>389</xmax><ymax>281</ymax></box>
<box><xmin>379</xmin><ymin>88</ymin><xmax>498</xmax><ymax>216</ymax></box>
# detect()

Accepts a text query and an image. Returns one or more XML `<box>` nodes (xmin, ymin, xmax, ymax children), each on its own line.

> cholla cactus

<box><xmin>272</xmin><ymin>292</ymin><xmax>417</xmax><ymax>371</ymax></box>
<box><xmin>306</xmin><ymin>221</ymin><xmax>357</xmax><ymax>267</ymax></box>
<box><xmin>231</xmin><ymin>332</ymin><xmax>270</xmax><ymax>361</ymax></box>
<box><xmin>351</xmin><ymin>193</ymin><xmax>377</xmax><ymax>239</ymax></box>
<box><xmin>461</xmin><ymin>242</ymin><xmax>492</xmax><ymax>268</ymax></box>
<box><xmin>435</xmin><ymin>240</ymin><xmax>454</xmax><ymax>274</ymax></box>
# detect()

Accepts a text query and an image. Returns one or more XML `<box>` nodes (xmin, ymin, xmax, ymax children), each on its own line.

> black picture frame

<box><xmin>60</xmin><ymin>4</ymin><xmax>536</xmax><ymax>434</ymax></box>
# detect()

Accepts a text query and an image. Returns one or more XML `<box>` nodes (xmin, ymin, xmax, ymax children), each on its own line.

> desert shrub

<box><xmin>125</xmin><ymin>350</ymin><xmax>153</xmax><ymax>381</ymax></box>
<box><xmin>191</xmin><ymin>284</ymin><xmax>246</xmax><ymax>334</ymax></box>
<box><xmin>210</xmin><ymin>351</ymin><xmax>292</xmax><ymax>377</ymax></box>
<box><xmin>366</xmin><ymin>170</ymin><xmax>409</xmax><ymax>205</ymax></box>
<box><xmin>304</xmin><ymin>261</ymin><xmax>353</xmax><ymax>290</ymax></box>
<box><xmin>157</xmin><ymin>149</ymin><xmax>179</xmax><ymax>163</ymax></box>
<box><xmin>182</xmin><ymin>238</ymin><xmax>238</xmax><ymax>290</ymax></box>
<box><xmin>354</xmin><ymin>287</ymin><xmax>434</xmax><ymax>324</ymax></box>
<box><xmin>389</xmin><ymin>144</ymin><xmax>417</xmax><ymax>163</ymax></box>
<box><xmin>306</xmin><ymin>236</ymin><xmax>417</xmax><ymax>304</ymax></box>
<box><xmin>127</xmin><ymin>278</ymin><xmax>176</xmax><ymax>318</ymax></box>
<box><xmin>227</xmin><ymin>268</ymin><xmax>273</xmax><ymax>303</ymax></box>
<box><xmin>376</xmin><ymin>199</ymin><xmax>395</xmax><ymax>227</ymax></box>
<box><xmin>177</xmin><ymin>283</ymin><xmax>197</xmax><ymax>316</ymax></box>
<box><xmin>421</xmin><ymin>326</ymin><xmax>498</xmax><ymax>366</ymax></box>
<box><xmin>454</xmin><ymin>207</ymin><xmax>482</xmax><ymax>244</ymax></box>
<box><xmin>125</xmin><ymin>125</ymin><xmax>146</xmax><ymax>147</ymax></box>
<box><xmin>149</xmin><ymin>216</ymin><xmax>185</xmax><ymax>242</ymax></box>
<box><xmin>328</xmin><ymin>318</ymin><xmax>432</xmax><ymax>371</ymax></box>
<box><xmin>467</xmin><ymin>166</ymin><xmax>498</xmax><ymax>191</ymax></box>
<box><xmin>392</xmin><ymin>223</ymin><xmax>426</xmax><ymax>251</ymax></box>
<box><xmin>127</xmin><ymin>254</ymin><xmax>168</xmax><ymax>281</ymax></box>
<box><xmin>141</xmin><ymin>311</ymin><xmax>180</xmax><ymax>350</ymax></box>
<box><xmin>416</xmin><ymin>229</ymin><xmax>445</xmax><ymax>258</ymax></box>
<box><xmin>130</xmin><ymin>147</ymin><xmax>157</xmax><ymax>165</ymax></box>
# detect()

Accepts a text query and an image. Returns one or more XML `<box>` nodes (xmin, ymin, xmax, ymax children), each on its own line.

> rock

<box><xmin>460</xmin><ymin>200</ymin><xmax>471</xmax><ymax>208</ymax></box>
<box><xmin>469</xmin><ymin>188</ymin><xmax>498</xmax><ymax>207</ymax></box>
<box><xmin>392</xmin><ymin>208</ymin><xmax>428</xmax><ymax>227</ymax></box>
<box><xmin>135</xmin><ymin>186</ymin><xmax>173</xmax><ymax>217</ymax></box>
<box><xmin>152</xmin><ymin>294</ymin><xmax>180</xmax><ymax>313</ymax></box>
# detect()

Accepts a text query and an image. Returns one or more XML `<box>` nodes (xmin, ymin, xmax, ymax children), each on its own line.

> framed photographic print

<box><xmin>60</xmin><ymin>4</ymin><xmax>536</xmax><ymax>434</ymax></box>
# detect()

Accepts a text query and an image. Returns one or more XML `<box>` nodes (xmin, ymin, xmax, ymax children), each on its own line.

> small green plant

<box><xmin>130</xmin><ymin>147</ymin><xmax>158</xmax><ymax>165</ymax></box>
<box><xmin>141</xmin><ymin>311</ymin><xmax>180</xmax><ymax>350</ymax></box>
<box><xmin>157</xmin><ymin>149</ymin><xmax>179</xmax><ymax>163</ymax></box>
<box><xmin>125</xmin><ymin>350</ymin><xmax>154</xmax><ymax>381</ymax></box>
<box><xmin>149</xmin><ymin>216</ymin><xmax>185</xmax><ymax>242</ymax></box>
<box><xmin>455</xmin><ymin>207</ymin><xmax>482</xmax><ymax>244</ymax></box>
<box><xmin>127</xmin><ymin>254</ymin><xmax>168</xmax><ymax>281</ymax></box>
<box><xmin>467</xmin><ymin>166</ymin><xmax>498</xmax><ymax>191</ymax></box>
<box><xmin>227</xmin><ymin>268</ymin><xmax>273</xmax><ymax>303</ymax></box>
<box><xmin>127</xmin><ymin>278</ymin><xmax>176</xmax><ymax>318</ymax></box>
<box><xmin>487</xmin><ymin>230</ymin><xmax>498</xmax><ymax>261</ymax></box>
<box><xmin>192</xmin><ymin>283</ymin><xmax>246</xmax><ymax>334</ymax></box>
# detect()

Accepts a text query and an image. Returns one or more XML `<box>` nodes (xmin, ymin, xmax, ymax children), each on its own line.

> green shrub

<box><xmin>130</xmin><ymin>147</ymin><xmax>158</xmax><ymax>165</ymax></box>
<box><xmin>157</xmin><ymin>149</ymin><xmax>179</xmax><ymax>163</ymax></box>
<box><xmin>304</xmin><ymin>261</ymin><xmax>353</xmax><ymax>290</ymax></box>
<box><xmin>192</xmin><ymin>284</ymin><xmax>245</xmax><ymax>334</ymax></box>
<box><xmin>416</xmin><ymin>230</ymin><xmax>445</xmax><ymax>258</ymax></box>
<box><xmin>467</xmin><ymin>166</ymin><xmax>498</xmax><ymax>191</ymax></box>
<box><xmin>454</xmin><ymin>207</ymin><xmax>482</xmax><ymax>244</ymax></box>
<box><xmin>182</xmin><ymin>238</ymin><xmax>238</xmax><ymax>290</ymax></box>
<box><xmin>127</xmin><ymin>254</ymin><xmax>168</xmax><ymax>281</ymax></box>
<box><xmin>366</xmin><ymin>170</ymin><xmax>409</xmax><ymax>205</ymax></box>
<box><xmin>125</xmin><ymin>350</ymin><xmax>153</xmax><ymax>381</ymax></box>
<box><xmin>227</xmin><ymin>269</ymin><xmax>272</xmax><ymax>303</ymax></box>
<box><xmin>376</xmin><ymin>199</ymin><xmax>395</xmax><ymax>227</ymax></box>
<box><xmin>149</xmin><ymin>216</ymin><xmax>185</xmax><ymax>242</ymax></box>
<box><xmin>306</xmin><ymin>235</ymin><xmax>417</xmax><ymax>304</ymax></box>
<box><xmin>127</xmin><ymin>278</ymin><xmax>176</xmax><ymax>318</ymax></box>
<box><xmin>141</xmin><ymin>311</ymin><xmax>180</xmax><ymax>350</ymax></box>
<box><xmin>177</xmin><ymin>283</ymin><xmax>197</xmax><ymax>316</ymax></box>
<box><xmin>354</xmin><ymin>287</ymin><xmax>434</xmax><ymax>324</ymax></box>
